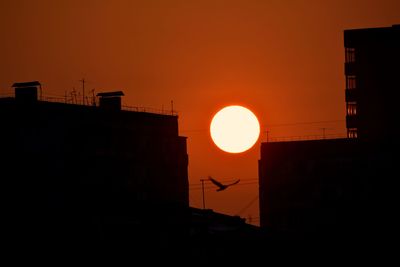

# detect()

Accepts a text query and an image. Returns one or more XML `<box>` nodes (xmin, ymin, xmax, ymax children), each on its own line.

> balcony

<box><xmin>345</xmin><ymin>62</ymin><xmax>355</xmax><ymax>75</ymax></box>
<box><xmin>345</xmin><ymin>89</ymin><xmax>357</xmax><ymax>102</ymax></box>
<box><xmin>346</xmin><ymin>114</ymin><xmax>358</xmax><ymax>129</ymax></box>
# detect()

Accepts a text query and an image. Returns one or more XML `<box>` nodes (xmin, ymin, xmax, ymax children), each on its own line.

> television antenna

<box><xmin>320</xmin><ymin>127</ymin><xmax>334</xmax><ymax>139</ymax></box>
<box><xmin>79</xmin><ymin>78</ymin><xmax>86</xmax><ymax>105</ymax></box>
<box><xmin>200</xmin><ymin>178</ymin><xmax>206</xmax><ymax>209</ymax></box>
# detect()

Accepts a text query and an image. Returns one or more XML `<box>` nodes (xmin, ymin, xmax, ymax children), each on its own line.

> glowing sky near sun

<box><xmin>1</xmin><ymin>0</ymin><xmax>399</xmax><ymax>225</ymax></box>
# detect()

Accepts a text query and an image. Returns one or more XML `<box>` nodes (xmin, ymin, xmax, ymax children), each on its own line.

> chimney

<box><xmin>97</xmin><ymin>91</ymin><xmax>124</xmax><ymax>111</ymax></box>
<box><xmin>12</xmin><ymin>81</ymin><xmax>41</xmax><ymax>103</ymax></box>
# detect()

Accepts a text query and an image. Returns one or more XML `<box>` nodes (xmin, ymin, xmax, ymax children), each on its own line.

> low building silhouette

<box><xmin>259</xmin><ymin>25</ymin><xmax>399</xmax><ymax>244</ymax></box>
<box><xmin>1</xmin><ymin>82</ymin><xmax>189</xmax><ymax>249</ymax></box>
<box><xmin>2</xmin><ymin>82</ymin><xmax>262</xmax><ymax>260</ymax></box>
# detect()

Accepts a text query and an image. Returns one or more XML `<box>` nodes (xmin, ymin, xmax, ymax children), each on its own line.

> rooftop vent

<box><xmin>97</xmin><ymin>91</ymin><xmax>124</xmax><ymax>111</ymax></box>
<box><xmin>12</xmin><ymin>81</ymin><xmax>41</xmax><ymax>103</ymax></box>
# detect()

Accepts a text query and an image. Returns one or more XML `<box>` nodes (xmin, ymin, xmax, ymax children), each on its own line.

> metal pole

<box><xmin>201</xmin><ymin>179</ymin><xmax>205</xmax><ymax>209</ymax></box>
<box><xmin>82</xmin><ymin>78</ymin><xmax>85</xmax><ymax>105</ymax></box>
<box><xmin>79</xmin><ymin>78</ymin><xmax>85</xmax><ymax>105</ymax></box>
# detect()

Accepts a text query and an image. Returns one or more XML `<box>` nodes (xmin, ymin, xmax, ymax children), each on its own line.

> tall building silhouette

<box><xmin>345</xmin><ymin>24</ymin><xmax>400</xmax><ymax>140</ymax></box>
<box><xmin>259</xmin><ymin>25</ymin><xmax>399</xmax><ymax>243</ymax></box>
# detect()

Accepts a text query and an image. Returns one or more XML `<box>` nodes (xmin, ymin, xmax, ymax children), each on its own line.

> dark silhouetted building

<box><xmin>1</xmin><ymin>82</ymin><xmax>189</xmax><ymax>251</ymax></box>
<box><xmin>259</xmin><ymin>25</ymin><xmax>399</xmax><ymax>244</ymax></box>
<box><xmin>259</xmin><ymin>138</ymin><xmax>376</xmax><ymax>241</ymax></box>
<box><xmin>2</xmin><ymin>82</ymin><xmax>266</xmax><ymax>262</ymax></box>
<box><xmin>188</xmin><ymin>208</ymin><xmax>263</xmax><ymax>262</ymax></box>
<box><xmin>344</xmin><ymin>24</ymin><xmax>400</xmax><ymax>140</ymax></box>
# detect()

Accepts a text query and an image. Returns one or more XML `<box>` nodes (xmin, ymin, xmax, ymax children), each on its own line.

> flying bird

<box><xmin>208</xmin><ymin>176</ymin><xmax>240</xmax><ymax>192</ymax></box>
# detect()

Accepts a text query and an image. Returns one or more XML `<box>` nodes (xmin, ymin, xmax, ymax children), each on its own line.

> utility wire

<box><xmin>266</xmin><ymin>119</ymin><xmax>344</xmax><ymax>127</ymax></box>
<box><xmin>189</xmin><ymin>182</ymin><xmax>258</xmax><ymax>191</ymax></box>
<box><xmin>189</xmin><ymin>180</ymin><xmax>258</xmax><ymax>188</ymax></box>
<box><xmin>189</xmin><ymin>181</ymin><xmax>258</xmax><ymax>189</ymax></box>
<box><xmin>236</xmin><ymin>194</ymin><xmax>259</xmax><ymax>216</ymax></box>
<box><xmin>189</xmin><ymin>178</ymin><xmax>258</xmax><ymax>186</ymax></box>
<box><xmin>180</xmin><ymin>119</ymin><xmax>345</xmax><ymax>133</ymax></box>
<box><xmin>189</xmin><ymin>181</ymin><xmax>258</xmax><ymax>187</ymax></box>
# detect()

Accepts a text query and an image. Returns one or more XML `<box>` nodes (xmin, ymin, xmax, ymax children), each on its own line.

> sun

<box><xmin>210</xmin><ymin>105</ymin><xmax>260</xmax><ymax>153</ymax></box>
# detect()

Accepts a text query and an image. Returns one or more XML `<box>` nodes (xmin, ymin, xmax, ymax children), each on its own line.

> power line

<box><xmin>189</xmin><ymin>182</ymin><xmax>258</xmax><ymax>191</ymax></box>
<box><xmin>189</xmin><ymin>182</ymin><xmax>258</xmax><ymax>190</ymax></box>
<box><xmin>236</xmin><ymin>194</ymin><xmax>259</xmax><ymax>216</ymax></box>
<box><xmin>190</xmin><ymin>182</ymin><xmax>258</xmax><ymax>187</ymax></box>
<box><xmin>180</xmin><ymin>119</ymin><xmax>345</xmax><ymax>133</ymax></box>
<box><xmin>189</xmin><ymin>180</ymin><xmax>258</xmax><ymax>187</ymax></box>
<box><xmin>189</xmin><ymin>178</ymin><xmax>258</xmax><ymax>186</ymax></box>
<box><xmin>266</xmin><ymin>119</ymin><xmax>344</xmax><ymax>128</ymax></box>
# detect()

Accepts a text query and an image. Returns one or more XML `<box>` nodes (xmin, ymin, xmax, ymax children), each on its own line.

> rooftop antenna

<box><xmin>39</xmin><ymin>83</ymin><xmax>43</xmax><ymax>100</ymax></box>
<box><xmin>71</xmin><ymin>87</ymin><xmax>77</xmax><ymax>104</ymax></box>
<box><xmin>79</xmin><ymin>78</ymin><xmax>85</xmax><ymax>105</ymax></box>
<box><xmin>90</xmin><ymin>89</ymin><xmax>96</xmax><ymax>106</ymax></box>
<box><xmin>320</xmin><ymin>127</ymin><xmax>334</xmax><ymax>139</ymax></box>
<box><xmin>200</xmin><ymin>178</ymin><xmax>206</xmax><ymax>209</ymax></box>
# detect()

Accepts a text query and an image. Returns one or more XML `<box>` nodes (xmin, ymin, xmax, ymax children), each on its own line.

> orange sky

<box><xmin>1</xmin><ymin>0</ymin><xmax>399</xmax><ymax>225</ymax></box>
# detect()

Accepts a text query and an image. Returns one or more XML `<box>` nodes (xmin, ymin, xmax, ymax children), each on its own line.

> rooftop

<box><xmin>1</xmin><ymin>84</ymin><xmax>177</xmax><ymax>117</ymax></box>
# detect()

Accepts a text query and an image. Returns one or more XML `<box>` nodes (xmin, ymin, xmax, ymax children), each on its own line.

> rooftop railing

<box><xmin>266</xmin><ymin>133</ymin><xmax>348</xmax><ymax>142</ymax></box>
<box><xmin>0</xmin><ymin>93</ymin><xmax>178</xmax><ymax>116</ymax></box>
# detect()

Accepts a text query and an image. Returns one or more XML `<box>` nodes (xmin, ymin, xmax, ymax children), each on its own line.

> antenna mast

<box><xmin>200</xmin><ymin>178</ymin><xmax>206</xmax><ymax>209</ymax></box>
<box><xmin>91</xmin><ymin>89</ymin><xmax>96</xmax><ymax>106</ymax></box>
<box><xmin>79</xmin><ymin>78</ymin><xmax>85</xmax><ymax>105</ymax></box>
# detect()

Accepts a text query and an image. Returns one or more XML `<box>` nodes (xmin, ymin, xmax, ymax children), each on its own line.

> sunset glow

<box><xmin>210</xmin><ymin>105</ymin><xmax>260</xmax><ymax>153</ymax></box>
<box><xmin>1</xmin><ymin>0</ymin><xmax>399</xmax><ymax>229</ymax></box>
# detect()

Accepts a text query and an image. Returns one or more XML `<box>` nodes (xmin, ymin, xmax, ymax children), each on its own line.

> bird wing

<box><xmin>227</xmin><ymin>179</ymin><xmax>240</xmax><ymax>186</ymax></box>
<box><xmin>208</xmin><ymin>176</ymin><xmax>224</xmax><ymax>188</ymax></box>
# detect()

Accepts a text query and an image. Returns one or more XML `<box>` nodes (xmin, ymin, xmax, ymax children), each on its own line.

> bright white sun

<box><xmin>210</xmin><ymin>105</ymin><xmax>260</xmax><ymax>153</ymax></box>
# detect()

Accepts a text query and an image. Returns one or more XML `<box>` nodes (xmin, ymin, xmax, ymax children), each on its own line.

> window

<box><xmin>348</xmin><ymin>128</ymin><xmax>358</xmax><ymax>138</ymax></box>
<box><xmin>346</xmin><ymin>75</ymin><xmax>357</xmax><ymax>90</ymax></box>
<box><xmin>346</xmin><ymin>101</ymin><xmax>357</xmax><ymax>116</ymax></box>
<box><xmin>345</xmin><ymin>47</ymin><xmax>355</xmax><ymax>63</ymax></box>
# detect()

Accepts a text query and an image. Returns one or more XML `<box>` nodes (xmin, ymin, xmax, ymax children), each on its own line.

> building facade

<box><xmin>344</xmin><ymin>24</ymin><xmax>400</xmax><ymax>140</ymax></box>
<box><xmin>1</xmin><ymin>82</ymin><xmax>189</xmax><ymax>246</ymax></box>
<box><xmin>259</xmin><ymin>139</ymin><xmax>374</xmax><ymax>240</ymax></box>
<box><xmin>259</xmin><ymin>25</ymin><xmax>399</xmax><ymax>242</ymax></box>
